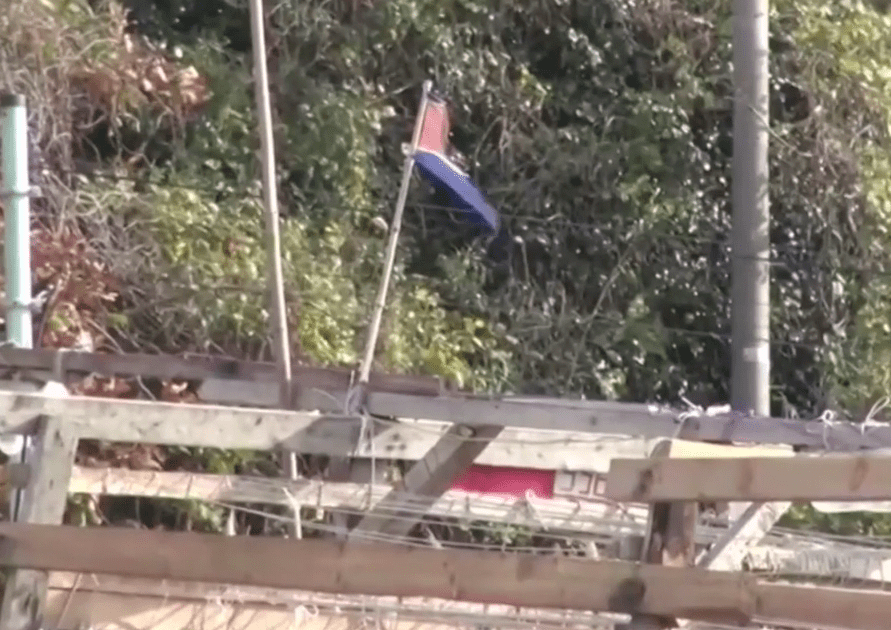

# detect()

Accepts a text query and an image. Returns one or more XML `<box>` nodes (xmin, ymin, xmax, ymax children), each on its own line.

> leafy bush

<box><xmin>782</xmin><ymin>0</ymin><xmax>891</xmax><ymax>414</ymax></box>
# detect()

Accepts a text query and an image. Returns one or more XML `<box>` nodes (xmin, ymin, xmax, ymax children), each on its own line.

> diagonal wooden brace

<box><xmin>349</xmin><ymin>423</ymin><xmax>502</xmax><ymax>540</ymax></box>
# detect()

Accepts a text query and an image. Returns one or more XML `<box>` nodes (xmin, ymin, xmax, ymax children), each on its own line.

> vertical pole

<box><xmin>731</xmin><ymin>0</ymin><xmax>770</xmax><ymax>417</ymax></box>
<box><xmin>330</xmin><ymin>83</ymin><xmax>431</xmax><ymax>535</ymax></box>
<box><xmin>2</xmin><ymin>94</ymin><xmax>33</xmax><ymax>350</ymax></box>
<box><xmin>625</xmin><ymin>427</ymin><xmax>698</xmax><ymax>630</ymax></box>
<box><xmin>2</xmin><ymin>93</ymin><xmax>32</xmax><ymax>521</ymax></box>
<box><xmin>357</xmin><ymin>80</ymin><xmax>432</xmax><ymax>386</ymax></box>
<box><xmin>0</xmin><ymin>417</ymin><xmax>78</xmax><ymax>630</ymax></box>
<box><xmin>248</xmin><ymin>0</ymin><xmax>296</xmax><ymax>478</ymax></box>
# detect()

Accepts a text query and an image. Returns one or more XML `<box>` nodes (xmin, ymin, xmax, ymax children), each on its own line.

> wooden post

<box><xmin>626</xmin><ymin>424</ymin><xmax>699</xmax><ymax>630</ymax></box>
<box><xmin>0</xmin><ymin>416</ymin><xmax>77</xmax><ymax>630</ymax></box>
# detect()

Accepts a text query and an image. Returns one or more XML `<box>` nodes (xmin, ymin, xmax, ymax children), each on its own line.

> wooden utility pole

<box><xmin>248</xmin><ymin>0</ymin><xmax>297</xmax><ymax>479</ymax></box>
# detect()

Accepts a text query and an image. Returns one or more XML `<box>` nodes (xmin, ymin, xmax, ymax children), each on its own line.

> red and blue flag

<box><xmin>412</xmin><ymin>94</ymin><xmax>500</xmax><ymax>234</ymax></box>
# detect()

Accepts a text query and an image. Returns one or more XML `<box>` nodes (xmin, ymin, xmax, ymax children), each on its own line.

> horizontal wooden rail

<box><xmin>0</xmin><ymin>523</ymin><xmax>753</xmax><ymax>620</ymax></box>
<box><xmin>65</xmin><ymin>466</ymin><xmax>650</xmax><ymax>536</ymax></box>
<box><xmin>0</xmin><ymin>391</ymin><xmax>658</xmax><ymax>469</ymax></box>
<box><xmin>606</xmin><ymin>455</ymin><xmax>891</xmax><ymax>502</ymax></box>
<box><xmin>5</xmin><ymin>348</ymin><xmax>891</xmax><ymax>449</ymax></box>
<box><xmin>45</xmin><ymin>572</ymin><xmax>616</xmax><ymax>630</ymax></box>
<box><xmin>0</xmin><ymin>346</ymin><xmax>445</xmax><ymax>396</ymax></box>
<box><xmin>63</xmin><ymin>466</ymin><xmax>891</xmax><ymax>584</ymax></box>
<box><xmin>1</xmin><ymin>523</ymin><xmax>890</xmax><ymax>630</ymax></box>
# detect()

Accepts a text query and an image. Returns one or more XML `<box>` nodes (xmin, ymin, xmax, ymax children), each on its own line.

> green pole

<box><xmin>1</xmin><ymin>93</ymin><xmax>33</xmax><ymax>519</ymax></box>
<box><xmin>1</xmin><ymin>93</ymin><xmax>33</xmax><ymax>349</ymax></box>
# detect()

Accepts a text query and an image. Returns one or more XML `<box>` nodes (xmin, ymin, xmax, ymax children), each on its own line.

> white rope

<box><xmin>864</xmin><ymin>395</ymin><xmax>890</xmax><ymax>425</ymax></box>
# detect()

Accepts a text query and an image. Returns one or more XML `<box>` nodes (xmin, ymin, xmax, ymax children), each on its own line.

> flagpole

<box><xmin>357</xmin><ymin>81</ymin><xmax>432</xmax><ymax>386</ymax></box>
<box><xmin>248</xmin><ymin>0</ymin><xmax>297</xmax><ymax>479</ymax></box>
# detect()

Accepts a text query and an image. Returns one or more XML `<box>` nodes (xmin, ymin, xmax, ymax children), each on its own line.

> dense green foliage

<box><xmin>782</xmin><ymin>0</ymin><xmax>891</xmax><ymax>413</ymax></box>
<box><xmin>3</xmin><ymin>0</ymin><xmax>891</xmax><ymax>531</ymax></box>
<box><xmin>103</xmin><ymin>0</ymin><xmax>890</xmax><ymax>416</ymax></box>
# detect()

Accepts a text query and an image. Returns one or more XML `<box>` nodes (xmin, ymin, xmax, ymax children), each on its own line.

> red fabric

<box><xmin>451</xmin><ymin>464</ymin><xmax>555</xmax><ymax>499</ymax></box>
<box><xmin>417</xmin><ymin>100</ymin><xmax>450</xmax><ymax>154</ymax></box>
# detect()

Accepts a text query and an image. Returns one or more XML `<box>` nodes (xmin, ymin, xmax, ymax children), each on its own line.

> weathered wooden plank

<box><xmin>202</xmin><ymin>381</ymin><xmax>685</xmax><ymax>438</ymax></box>
<box><xmin>44</xmin><ymin>573</ymin><xmax>616</xmax><ymax>630</ymax></box>
<box><xmin>364</xmin><ymin>394</ymin><xmax>891</xmax><ymax>452</ymax></box>
<box><xmin>606</xmin><ymin>455</ymin><xmax>891</xmax><ymax>502</ymax></box>
<box><xmin>354</xmin><ymin>393</ymin><xmax>685</xmax><ymax>438</ymax></box>
<box><xmin>0</xmin><ymin>522</ymin><xmax>756</xmax><ymax>622</ymax></box>
<box><xmin>5</xmin><ymin>349</ymin><xmax>891</xmax><ymax>451</ymax></box>
<box><xmin>66</xmin><ymin>466</ymin><xmax>650</xmax><ymax>536</ymax></box>
<box><xmin>0</xmin><ymin>391</ymin><xmax>655</xmax><ymax>469</ymax></box>
<box><xmin>349</xmin><ymin>424</ymin><xmax>503</xmax><ymax>538</ymax></box>
<box><xmin>0</xmin><ymin>346</ymin><xmax>444</xmax><ymax>396</ymax></box>
<box><xmin>2</xmin><ymin>524</ymin><xmax>890</xmax><ymax>630</ymax></box>
<box><xmin>753</xmin><ymin>582</ymin><xmax>891</xmax><ymax>630</ymax></box>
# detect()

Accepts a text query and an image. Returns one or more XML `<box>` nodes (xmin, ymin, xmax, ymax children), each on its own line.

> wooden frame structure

<box><xmin>4</xmin><ymin>521</ymin><xmax>891</xmax><ymax>630</ymax></box>
<box><xmin>0</xmin><ymin>348</ymin><xmax>890</xmax><ymax>630</ymax></box>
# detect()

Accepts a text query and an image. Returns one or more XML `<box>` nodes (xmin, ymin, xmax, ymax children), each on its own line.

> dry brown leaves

<box><xmin>0</xmin><ymin>220</ymin><xmax>202</xmax><ymax>472</ymax></box>
<box><xmin>31</xmin><ymin>224</ymin><xmax>119</xmax><ymax>352</ymax></box>
<box><xmin>70</xmin><ymin>24</ymin><xmax>211</xmax><ymax>129</ymax></box>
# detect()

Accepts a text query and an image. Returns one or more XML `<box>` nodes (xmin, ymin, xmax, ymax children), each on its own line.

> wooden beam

<box><xmin>4</xmin><ymin>348</ymin><xmax>891</xmax><ymax>451</ymax></box>
<box><xmin>2</xmin><ymin>524</ymin><xmax>890</xmax><ymax>630</ymax></box>
<box><xmin>345</xmin><ymin>393</ymin><xmax>891</xmax><ymax>451</ymax></box>
<box><xmin>66</xmin><ymin>466</ymin><xmax>649</xmax><ymax>536</ymax></box>
<box><xmin>0</xmin><ymin>346</ymin><xmax>445</xmax><ymax>397</ymax></box>
<box><xmin>201</xmin><ymin>381</ymin><xmax>686</xmax><ymax>439</ymax></box>
<box><xmin>0</xmin><ymin>522</ymin><xmax>756</xmax><ymax>623</ymax></box>
<box><xmin>0</xmin><ymin>391</ymin><xmax>656</xmax><ymax>469</ymax></box>
<box><xmin>606</xmin><ymin>455</ymin><xmax>891</xmax><ymax>502</ymax></box>
<box><xmin>349</xmin><ymin>424</ymin><xmax>503</xmax><ymax>539</ymax></box>
<box><xmin>45</xmin><ymin>573</ymin><xmax>617</xmax><ymax>630</ymax></box>
<box><xmin>0</xmin><ymin>417</ymin><xmax>78</xmax><ymax>630</ymax></box>
<box><xmin>65</xmin><ymin>467</ymin><xmax>891</xmax><ymax>583</ymax></box>
<box><xmin>753</xmin><ymin>582</ymin><xmax>891</xmax><ymax>630</ymax></box>
<box><xmin>206</xmin><ymin>378</ymin><xmax>891</xmax><ymax>453</ymax></box>
<box><xmin>652</xmin><ymin>442</ymin><xmax>792</xmax><ymax>573</ymax></box>
<box><xmin>202</xmin><ymin>383</ymin><xmax>685</xmax><ymax>440</ymax></box>
<box><xmin>630</xmin><ymin>437</ymin><xmax>699</xmax><ymax>630</ymax></box>
<box><xmin>366</xmin><ymin>393</ymin><xmax>683</xmax><ymax>436</ymax></box>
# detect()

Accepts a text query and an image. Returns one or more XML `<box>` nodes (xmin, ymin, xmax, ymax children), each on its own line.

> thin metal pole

<box><xmin>1</xmin><ymin>93</ymin><xmax>33</xmax><ymax>520</ymax></box>
<box><xmin>731</xmin><ymin>0</ymin><xmax>770</xmax><ymax>417</ymax></box>
<box><xmin>357</xmin><ymin>81</ymin><xmax>432</xmax><ymax>385</ymax></box>
<box><xmin>2</xmin><ymin>94</ymin><xmax>33</xmax><ymax>350</ymax></box>
<box><xmin>248</xmin><ymin>0</ymin><xmax>296</xmax><ymax>478</ymax></box>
